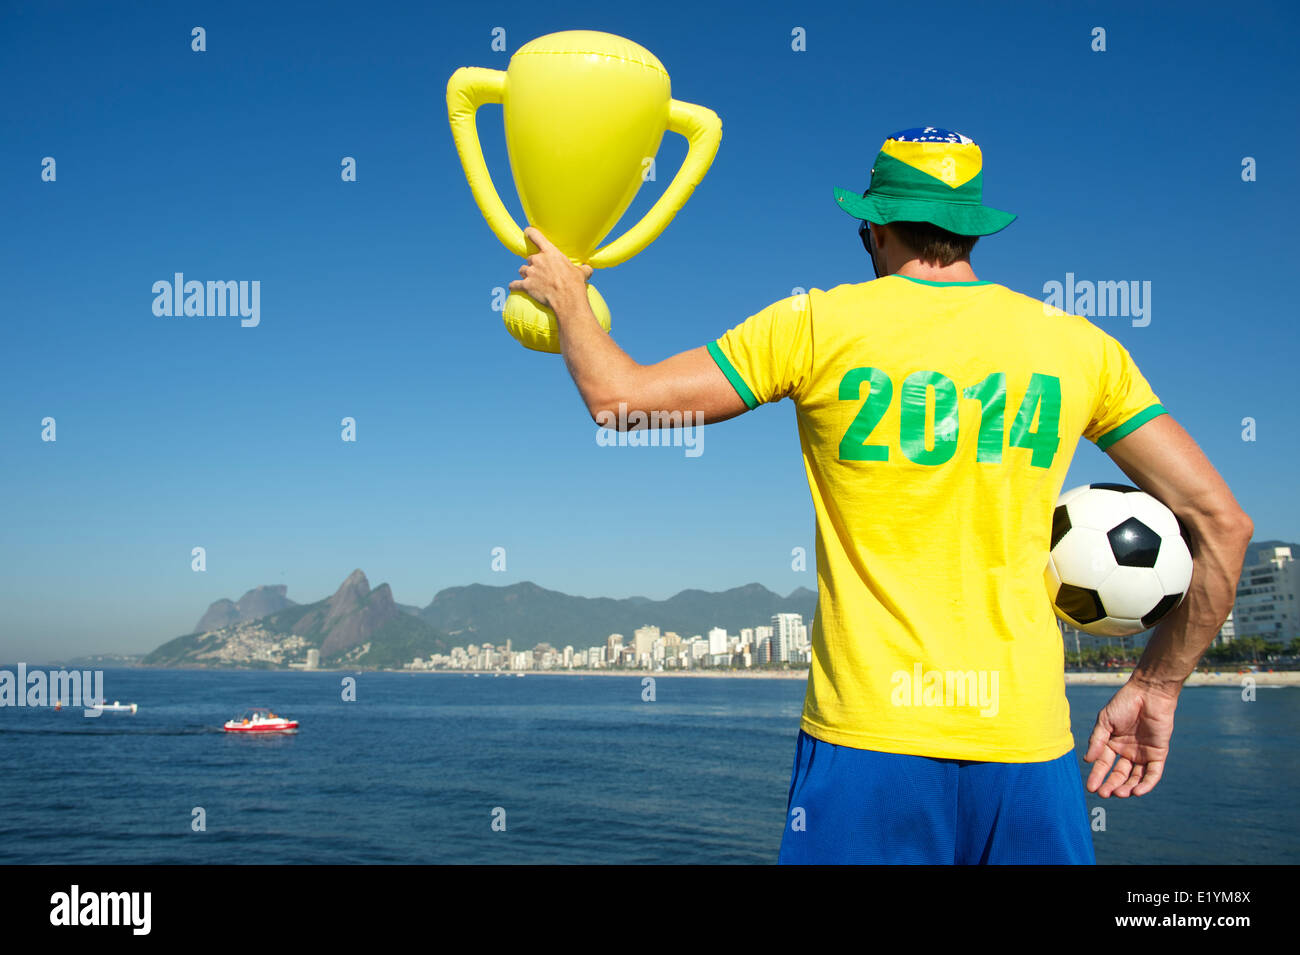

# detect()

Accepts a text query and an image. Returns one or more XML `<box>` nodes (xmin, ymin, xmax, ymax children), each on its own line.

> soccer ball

<box><xmin>1045</xmin><ymin>483</ymin><xmax>1193</xmax><ymax>637</ymax></box>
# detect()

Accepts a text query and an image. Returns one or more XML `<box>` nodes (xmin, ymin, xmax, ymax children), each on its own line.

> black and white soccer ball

<box><xmin>1046</xmin><ymin>483</ymin><xmax>1193</xmax><ymax>637</ymax></box>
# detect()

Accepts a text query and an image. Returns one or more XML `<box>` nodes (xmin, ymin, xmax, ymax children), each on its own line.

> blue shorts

<box><xmin>777</xmin><ymin>730</ymin><xmax>1096</xmax><ymax>864</ymax></box>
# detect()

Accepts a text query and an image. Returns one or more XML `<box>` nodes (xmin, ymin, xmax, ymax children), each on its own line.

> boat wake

<box><xmin>0</xmin><ymin>725</ymin><xmax>225</xmax><ymax>736</ymax></box>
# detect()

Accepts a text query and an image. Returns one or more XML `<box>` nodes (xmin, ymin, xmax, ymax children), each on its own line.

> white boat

<box><xmin>92</xmin><ymin>701</ymin><xmax>138</xmax><ymax>713</ymax></box>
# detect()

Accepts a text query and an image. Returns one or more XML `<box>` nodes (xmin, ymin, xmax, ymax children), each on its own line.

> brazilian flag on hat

<box><xmin>834</xmin><ymin>128</ymin><xmax>1016</xmax><ymax>236</ymax></box>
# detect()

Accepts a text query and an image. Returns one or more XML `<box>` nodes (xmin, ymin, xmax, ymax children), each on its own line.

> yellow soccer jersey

<box><xmin>707</xmin><ymin>275</ymin><xmax>1166</xmax><ymax>762</ymax></box>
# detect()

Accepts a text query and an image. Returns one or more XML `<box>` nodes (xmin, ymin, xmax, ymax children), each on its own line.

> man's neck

<box><xmin>893</xmin><ymin>258</ymin><xmax>978</xmax><ymax>283</ymax></box>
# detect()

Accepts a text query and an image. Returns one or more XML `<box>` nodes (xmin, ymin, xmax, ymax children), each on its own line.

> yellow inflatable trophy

<box><xmin>447</xmin><ymin>30</ymin><xmax>722</xmax><ymax>353</ymax></box>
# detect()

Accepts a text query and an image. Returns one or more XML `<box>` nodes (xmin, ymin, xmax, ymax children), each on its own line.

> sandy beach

<box><xmin>1063</xmin><ymin>670</ymin><xmax>1299</xmax><ymax>686</ymax></box>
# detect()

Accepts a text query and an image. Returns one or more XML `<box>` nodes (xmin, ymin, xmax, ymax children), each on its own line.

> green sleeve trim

<box><xmin>1095</xmin><ymin>403</ymin><xmax>1167</xmax><ymax>450</ymax></box>
<box><xmin>707</xmin><ymin>340</ymin><xmax>759</xmax><ymax>410</ymax></box>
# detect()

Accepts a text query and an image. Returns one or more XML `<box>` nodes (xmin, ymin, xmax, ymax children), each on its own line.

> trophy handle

<box><xmin>587</xmin><ymin>99</ymin><xmax>722</xmax><ymax>269</ymax></box>
<box><xmin>446</xmin><ymin>66</ymin><xmax>529</xmax><ymax>258</ymax></box>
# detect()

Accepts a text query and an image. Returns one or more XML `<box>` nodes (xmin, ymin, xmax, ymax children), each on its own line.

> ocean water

<box><xmin>0</xmin><ymin>669</ymin><xmax>1294</xmax><ymax>864</ymax></box>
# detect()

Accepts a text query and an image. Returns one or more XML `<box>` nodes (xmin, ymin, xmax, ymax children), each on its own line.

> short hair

<box><xmin>883</xmin><ymin>220</ymin><xmax>978</xmax><ymax>267</ymax></box>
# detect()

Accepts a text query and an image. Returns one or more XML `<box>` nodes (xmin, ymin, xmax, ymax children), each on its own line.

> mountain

<box><xmin>147</xmin><ymin>570</ymin><xmax>449</xmax><ymax>669</ymax></box>
<box><xmin>419</xmin><ymin>580</ymin><xmax>818</xmax><ymax>651</ymax></box>
<box><xmin>194</xmin><ymin>584</ymin><xmax>296</xmax><ymax>632</ymax></box>
<box><xmin>287</xmin><ymin>569</ymin><xmax>399</xmax><ymax>657</ymax></box>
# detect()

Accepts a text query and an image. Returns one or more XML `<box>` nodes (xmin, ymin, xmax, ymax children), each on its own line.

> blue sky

<box><xmin>2</xmin><ymin>0</ymin><xmax>1296</xmax><ymax>658</ymax></box>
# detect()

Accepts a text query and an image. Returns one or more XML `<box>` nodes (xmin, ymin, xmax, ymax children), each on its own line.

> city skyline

<box><xmin>9</xmin><ymin>537</ymin><xmax>1297</xmax><ymax>665</ymax></box>
<box><xmin>408</xmin><ymin>610</ymin><xmax>812</xmax><ymax>672</ymax></box>
<box><xmin>6</xmin><ymin>533</ymin><xmax>1295</xmax><ymax>667</ymax></box>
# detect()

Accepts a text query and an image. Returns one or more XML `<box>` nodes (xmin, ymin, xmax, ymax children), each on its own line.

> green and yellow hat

<box><xmin>834</xmin><ymin>127</ymin><xmax>1016</xmax><ymax>237</ymax></box>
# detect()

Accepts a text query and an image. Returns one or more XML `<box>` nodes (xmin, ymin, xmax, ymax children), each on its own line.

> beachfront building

<box><xmin>689</xmin><ymin>636</ymin><xmax>708</xmax><ymax>665</ymax></box>
<box><xmin>1216</xmin><ymin>612</ymin><xmax>1235</xmax><ymax>645</ymax></box>
<box><xmin>634</xmin><ymin>625</ymin><xmax>659</xmax><ymax>667</ymax></box>
<box><xmin>1232</xmin><ymin>546</ymin><xmax>1300</xmax><ymax>645</ymax></box>
<box><xmin>771</xmin><ymin>613</ymin><xmax>807</xmax><ymax>663</ymax></box>
<box><xmin>705</xmin><ymin>627</ymin><xmax>728</xmax><ymax>667</ymax></box>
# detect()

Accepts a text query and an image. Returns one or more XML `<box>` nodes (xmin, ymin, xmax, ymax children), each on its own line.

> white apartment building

<box><xmin>1232</xmin><ymin>546</ymin><xmax>1299</xmax><ymax>644</ymax></box>
<box><xmin>634</xmin><ymin>625</ymin><xmax>660</xmax><ymax>665</ymax></box>
<box><xmin>1216</xmin><ymin>611</ymin><xmax>1235</xmax><ymax>644</ymax></box>
<box><xmin>771</xmin><ymin>613</ymin><xmax>806</xmax><ymax>664</ymax></box>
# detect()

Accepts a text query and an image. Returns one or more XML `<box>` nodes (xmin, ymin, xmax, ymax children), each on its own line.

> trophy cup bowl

<box><xmin>448</xmin><ymin>30</ymin><xmax>722</xmax><ymax>353</ymax></box>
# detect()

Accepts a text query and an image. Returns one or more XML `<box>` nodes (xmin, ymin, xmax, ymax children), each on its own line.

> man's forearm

<box><xmin>1130</xmin><ymin>511</ymin><xmax>1253</xmax><ymax>691</ymax></box>
<box><xmin>552</xmin><ymin>286</ymin><xmax>638</xmax><ymax>420</ymax></box>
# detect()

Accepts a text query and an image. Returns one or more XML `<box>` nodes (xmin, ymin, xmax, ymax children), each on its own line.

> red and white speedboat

<box><xmin>223</xmin><ymin>708</ymin><xmax>299</xmax><ymax>734</ymax></box>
